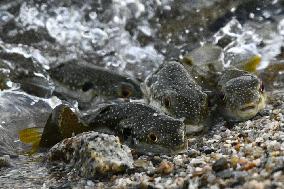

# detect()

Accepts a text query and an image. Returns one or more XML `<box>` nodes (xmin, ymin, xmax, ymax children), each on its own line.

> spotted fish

<box><xmin>49</xmin><ymin>61</ymin><xmax>143</xmax><ymax>109</ymax></box>
<box><xmin>217</xmin><ymin>68</ymin><xmax>266</xmax><ymax>121</ymax></box>
<box><xmin>142</xmin><ymin>61</ymin><xmax>208</xmax><ymax>134</ymax></box>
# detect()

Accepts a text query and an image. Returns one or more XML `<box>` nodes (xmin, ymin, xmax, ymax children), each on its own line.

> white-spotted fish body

<box><xmin>217</xmin><ymin>68</ymin><xmax>266</xmax><ymax>121</ymax></box>
<box><xmin>83</xmin><ymin>102</ymin><xmax>188</xmax><ymax>155</ymax></box>
<box><xmin>181</xmin><ymin>44</ymin><xmax>224</xmax><ymax>91</ymax></box>
<box><xmin>182</xmin><ymin>44</ymin><xmax>266</xmax><ymax>122</ymax></box>
<box><xmin>142</xmin><ymin>61</ymin><xmax>208</xmax><ymax>135</ymax></box>
<box><xmin>49</xmin><ymin>61</ymin><xmax>143</xmax><ymax>109</ymax></box>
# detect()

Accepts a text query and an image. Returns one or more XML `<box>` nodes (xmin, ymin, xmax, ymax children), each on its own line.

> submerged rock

<box><xmin>0</xmin><ymin>51</ymin><xmax>54</xmax><ymax>97</ymax></box>
<box><xmin>47</xmin><ymin>131</ymin><xmax>134</xmax><ymax>177</ymax></box>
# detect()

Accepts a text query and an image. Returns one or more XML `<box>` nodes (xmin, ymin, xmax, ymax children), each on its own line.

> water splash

<box><xmin>214</xmin><ymin>16</ymin><xmax>284</xmax><ymax>69</ymax></box>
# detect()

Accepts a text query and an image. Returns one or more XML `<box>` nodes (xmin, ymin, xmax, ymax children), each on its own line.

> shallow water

<box><xmin>1</xmin><ymin>0</ymin><xmax>284</xmax><ymax>188</ymax></box>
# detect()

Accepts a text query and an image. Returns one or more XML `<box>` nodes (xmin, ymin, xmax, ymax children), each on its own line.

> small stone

<box><xmin>151</xmin><ymin>156</ymin><xmax>163</xmax><ymax>166</ymax></box>
<box><xmin>216</xmin><ymin>169</ymin><xmax>233</xmax><ymax>179</ymax></box>
<box><xmin>173</xmin><ymin>155</ymin><xmax>185</xmax><ymax>166</ymax></box>
<box><xmin>271</xmin><ymin>151</ymin><xmax>280</xmax><ymax>157</ymax></box>
<box><xmin>231</xmin><ymin>156</ymin><xmax>239</xmax><ymax>169</ymax></box>
<box><xmin>212</xmin><ymin>158</ymin><xmax>229</xmax><ymax>172</ymax></box>
<box><xmin>134</xmin><ymin>159</ymin><xmax>154</xmax><ymax>171</ymax></box>
<box><xmin>192</xmin><ymin>167</ymin><xmax>205</xmax><ymax>177</ymax></box>
<box><xmin>87</xmin><ymin>180</ymin><xmax>95</xmax><ymax>186</ymax></box>
<box><xmin>243</xmin><ymin>180</ymin><xmax>265</xmax><ymax>189</ymax></box>
<box><xmin>242</xmin><ymin>162</ymin><xmax>257</xmax><ymax>171</ymax></box>
<box><xmin>190</xmin><ymin>158</ymin><xmax>205</xmax><ymax>166</ymax></box>
<box><xmin>179</xmin><ymin>171</ymin><xmax>187</xmax><ymax>177</ymax></box>
<box><xmin>156</xmin><ymin>160</ymin><xmax>174</xmax><ymax>175</ymax></box>
<box><xmin>187</xmin><ymin>149</ymin><xmax>200</xmax><ymax>157</ymax></box>
<box><xmin>200</xmin><ymin>146</ymin><xmax>215</xmax><ymax>154</ymax></box>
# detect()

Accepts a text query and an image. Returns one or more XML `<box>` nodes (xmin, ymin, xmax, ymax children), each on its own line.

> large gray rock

<box><xmin>47</xmin><ymin>131</ymin><xmax>134</xmax><ymax>177</ymax></box>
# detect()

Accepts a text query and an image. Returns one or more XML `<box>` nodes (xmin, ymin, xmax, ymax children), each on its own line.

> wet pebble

<box><xmin>212</xmin><ymin>158</ymin><xmax>229</xmax><ymax>172</ymax></box>
<box><xmin>156</xmin><ymin>160</ymin><xmax>174</xmax><ymax>175</ymax></box>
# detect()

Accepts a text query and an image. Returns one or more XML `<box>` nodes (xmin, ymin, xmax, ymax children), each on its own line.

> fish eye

<box><xmin>82</xmin><ymin>81</ymin><xmax>94</xmax><ymax>92</ymax></box>
<box><xmin>259</xmin><ymin>82</ymin><xmax>265</xmax><ymax>93</ymax></box>
<box><xmin>163</xmin><ymin>96</ymin><xmax>171</xmax><ymax>108</ymax></box>
<box><xmin>148</xmin><ymin>133</ymin><xmax>158</xmax><ymax>143</ymax></box>
<box><xmin>119</xmin><ymin>83</ymin><xmax>133</xmax><ymax>98</ymax></box>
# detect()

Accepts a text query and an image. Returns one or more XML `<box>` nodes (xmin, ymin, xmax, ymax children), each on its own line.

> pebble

<box><xmin>156</xmin><ymin>160</ymin><xmax>174</xmax><ymax>175</ymax></box>
<box><xmin>187</xmin><ymin>149</ymin><xmax>200</xmax><ymax>157</ymax></box>
<box><xmin>134</xmin><ymin>159</ymin><xmax>154</xmax><ymax>171</ymax></box>
<box><xmin>212</xmin><ymin>158</ymin><xmax>229</xmax><ymax>172</ymax></box>
<box><xmin>190</xmin><ymin>158</ymin><xmax>205</xmax><ymax>166</ymax></box>
<box><xmin>201</xmin><ymin>146</ymin><xmax>215</xmax><ymax>154</ymax></box>
<box><xmin>216</xmin><ymin>169</ymin><xmax>233</xmax><ymax>179</ymax></box>
<box><xmin>243</xmin><ymin>180</ymin><xmax>265</xmax><ymax>189</ymax></box>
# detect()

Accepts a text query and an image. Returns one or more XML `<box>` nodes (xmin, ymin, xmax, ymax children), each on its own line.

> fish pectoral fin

<box><xmin>242</xmin><ymin>55</ymin><xmax>261</xmax><ymax>73</ymax></box>
<box><xmin>19</xmin><ymin>128</ymin><xmax>43</xmax><ymax>144</ymax></box>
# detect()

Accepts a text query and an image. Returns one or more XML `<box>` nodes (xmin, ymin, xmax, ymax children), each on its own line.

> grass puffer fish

<box><xmin>217</xmin><ymin>68</ymin><xmax>266</xmax><ymax>121</ymax></box>
<box><xmin>21</xmin><ymin>103</ymin><xmax>188</xmax><ymax>155</ymax></box>
<box><xmin>142</xmin><ymin>61</ymin><xmax>208</xmax><ymax>134</ymax></box>
<box><xmin>83</xmin><ymin>102</ymin><xmax>188</xmax><ymax>155</ymax></box>
<box><xmin>49</xmin><ymin>61</ymin><xmax>143</xmax><ymax>109</ymax></box>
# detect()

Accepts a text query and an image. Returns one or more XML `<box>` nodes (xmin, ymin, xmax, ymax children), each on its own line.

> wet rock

<box><xmin>133</xmin><ymin>159</ymin><xmax>154</xmax><ymax>171</ymax></box>
<box><xmin>0</xmin><ymin>130</ymin><xmax>17</xmax><ymax>156</ymax></box>
<box><xmin>212</xmin><ymin>158</ymin><xmax>229</xmax><ymax>172</ymax></box>
<box><xmin>187</xmin><ymin>149</ymin><xmax>200</xmax><ymax>158</ymax></box>
<box><xmin>200</xmin><ymin>146</ymin><xmax>215</xmax><ymax>154</ymax></box>
<box><xmin>19</xmin><ymin>76</ymin><xmax>54</xmax><ymax>98</ymax></box>
<box><xmin>47</xmin><ymin>131</ymin><xmax>134</xmax><ymax>177</ymax></box>
<box><xmin>216</xmin><ymin>169</ymin><xmax>233</xmax><ymax>179</ymax></box>
<box><xmin>243</xmin><ymin>180</ymin><xmax>266</xmax><ymax>189</ymax></box>
<box><xmin>0</xmin><ymin>51</ymin><xmax>54</xmax><ymax>97</ymax></box>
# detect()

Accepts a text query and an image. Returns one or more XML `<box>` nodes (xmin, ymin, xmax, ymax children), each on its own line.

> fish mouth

<box><xmin>240</xmin><ymin>103</ymin><xmax>257</xmax><ymax>112</ymax></box>
<box><xmin>234</xmin><ymin>101</ymin><xmax>259</xmax><ymax>120</ymax></box>
<box><xmin>232</xmin><ymin>95</ymin><xmax>266</xmax><ymax>121</ymax></box>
